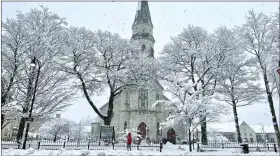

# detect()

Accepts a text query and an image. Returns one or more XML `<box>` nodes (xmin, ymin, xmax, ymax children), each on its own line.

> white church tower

<box><xmin>131</xmin><ymin>1</ymin><xmax>155</xmax><ymax>57</ymax></box>
<box><xmin>91</xmin><ymin>1</ymin><xmax>186</xmax><ymax>143</ymax></box>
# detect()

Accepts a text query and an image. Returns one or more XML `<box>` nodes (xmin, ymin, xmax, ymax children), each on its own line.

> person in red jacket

<box><xmin>127</xmin><ymin>132</ymin><xmax>132</xmax><ymax>151</ymax></box>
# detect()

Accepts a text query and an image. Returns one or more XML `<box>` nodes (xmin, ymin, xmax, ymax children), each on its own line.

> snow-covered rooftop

<box><xmin>208</xmin><ymin>121</ymin><xmax>242</xmax><ymax>133</ymax></box>
<box><xmin>197</xmin><ymin>121</ymin><xmax>276</xmax><ymax>134</ymax></box>
<box><xmin>249</xmin><ymin>125</ymin><xmax>275</xmax><ymax>133</ymax></box>
<box><xmin>197</xmin><ymin>121</ymin><xmax>244</xmax><ymax>133</ymax></box>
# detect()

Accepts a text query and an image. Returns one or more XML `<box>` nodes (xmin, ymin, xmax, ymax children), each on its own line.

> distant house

<box><xmin>197</xmin><ymin>121</ymin><xmax>277</xmax><ymax>143</ymax></box>
<box><xmin>1</xmin><ymin>114</ymin><xmax>58</xmax><ymax>140</ymax></box>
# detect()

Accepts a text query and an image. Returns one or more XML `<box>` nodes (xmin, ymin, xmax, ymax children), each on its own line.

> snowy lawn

<box><xmin>2</xmin><ymin>143</ymin><xmax>279</xmax><ymax>156</ymax></box>
<box><xmin>2</xmin><ymin>148</ymin><xmax>279</xmax><ymax>156</ymax></box>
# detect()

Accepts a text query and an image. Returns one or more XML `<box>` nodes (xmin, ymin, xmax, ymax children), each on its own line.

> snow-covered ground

<box><xmin>2</xmin><ymin>143</ymin><xmax>279</xmax><ymax>156</ymax></box>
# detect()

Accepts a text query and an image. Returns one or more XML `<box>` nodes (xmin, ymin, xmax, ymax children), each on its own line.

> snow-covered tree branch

<box><xmin>59</xmin><ymin>28</ymin><xmax>158</xmax><ymax>126</ymax></box>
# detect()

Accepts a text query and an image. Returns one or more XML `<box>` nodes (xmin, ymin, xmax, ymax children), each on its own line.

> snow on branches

<box><xmin>38</xmin><ymin>118</ymin><xmax>71</xmax><ymax>142</ymax></box>
<box><xmin>152</xmin><ymin>86</ymin><xmax>227</xmax><ymax>133</ymax></box>
<box><xmin>59</xmin><ymin>28</ymin><xmax>158</xmax><ymax>125</ymax></box>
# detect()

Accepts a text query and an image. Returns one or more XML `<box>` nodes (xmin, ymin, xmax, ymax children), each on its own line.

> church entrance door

<box><xmin>167</xmin><ymin>128</ymin><xmax>176</xmax><ymax>144</ymax></box>
<box><xmin>137</xmin><ymin>122</ymin><xmax>147</xmax><ymax>139</ymax></box>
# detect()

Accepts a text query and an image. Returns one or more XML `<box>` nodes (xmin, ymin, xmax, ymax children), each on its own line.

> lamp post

<box><xmin>22</xmin><ymin>57</ymin><xmax>41</xmax><ymax>149</ymax></box>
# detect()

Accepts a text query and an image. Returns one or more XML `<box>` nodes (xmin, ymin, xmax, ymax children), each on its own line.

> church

<box><xmin>91</xmin><ymin>1</ymin><xmax>186</xmax><ymax>143</ymax></box>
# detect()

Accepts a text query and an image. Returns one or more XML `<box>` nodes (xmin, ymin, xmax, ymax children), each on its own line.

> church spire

<box><xmin>131</xmin><ymin>1</ymin><xmax>155</xmax><ymax>57</ymax></box>
<box><xmin>133</xmin><ymin>1</ymin><xmax>153</xmax><ymax>28</ymax></box>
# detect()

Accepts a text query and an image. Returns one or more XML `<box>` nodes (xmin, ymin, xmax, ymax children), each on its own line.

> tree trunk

<box><xmin>16</xmin><ymin>64</ymin><xmax>36</xmax><ymax>143</ymax></box>
<box><xmin>261</xmin><ymin>68</ymin><xmax>280</xmax><ymax>149</ymax></box>
<box><xmin>53</xmin><ymin>135</ymin><xmax>57</xmax><ymax>142</ymax></box>
<box><xmin>232</xmin><ymin>102</ymin><xmax>242</xmax><ymax>143</ymax></box>
<box><xmin>1</xmin><ymin>114</ymin><xmax>5</xmax><ymax>128</ymax></box>
<box><xmin>188</xmin><ymin>128</ymin><xmax>192</xmax><ymax>152</ymax></box>
<box><xmin>75</xmin><ymin>70</ymin><xmax>107</xmax><ymax>124</ymax></box>
<box><xmin>104</xmin><ymin>91</ymin><xmax>115</xmax><ymax>126</ymax></box>
<box><xmin>200</xmin><ymin>79</ymin><xmax>208</xmax><ymax>145</ymax></box>
<box><xmin>16</xmin><ymin>118</ymin><xmax>26</xmax><ymax>143</ymax></box>
<box><xmin>201</xmin><ymin>117</ymin><xmax>208</xmax><ymax>145</ymax></box>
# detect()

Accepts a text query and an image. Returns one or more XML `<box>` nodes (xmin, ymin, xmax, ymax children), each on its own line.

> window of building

<box><xmin>156</xmin><ymin>94</ymin><xmax>159</xmax><ymax>101</ymax></box>
<box><xmin>4</xmin><ymin>129</ymin><xmax>8</xmax><ymax>136</ymax></box>
<box><xmin>256</xmin><ymin>135</ymin><xmax>262</xmax><ymax>143</ymax></box>
<box><xmin>250</xmin><ymin>133</ymin><xmax>252</xmax><ymax>136</ymax></box>
<box><xmin>157</xmin><ymin>122</ymin><xmax>160</xmax><ymax>135</ymax></box>
<box><xmin>156</xmin><ymin>94</ymin><xmax>160</xmax><ymax>110</ymax></box>
<box><xmin>124</xmin><ymin>121</ymin><xmax>127</xmax><ymax>131</ymax></box>
<box><xmin>270</xmin><ymin>138</ymin><xmax>275</xmax><ymax>143</ymax></box>
<box><xmin>125</xmin><ymin>90</ymin><xmax>130</xmax><ymax>109</ymax></box>
<box><xmin>141</xmin><ymin>44</ymin><xmax>146</xmax><ymax>51</ymax></box>
<box><xmin>138</xmin><ymin>88</ymin><xmax>148</xmax><ymax>113</ymax></box>
<box><xmin>250</xmin><ymin>138</ymin><xmax>254</xmax><ymax>142</ymax></box>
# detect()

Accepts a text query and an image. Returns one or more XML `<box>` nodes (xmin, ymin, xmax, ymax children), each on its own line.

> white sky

<box><xmin>2</xmin><ymin>2</ymin><xmax>279</xmax><ymax>125</ymax></box>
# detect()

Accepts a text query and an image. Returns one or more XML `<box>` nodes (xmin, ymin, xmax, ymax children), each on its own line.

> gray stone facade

<box><xmin>90</xmin><ymin>1</ymin><xmax>186</xmax><ymax>142</ymax></box>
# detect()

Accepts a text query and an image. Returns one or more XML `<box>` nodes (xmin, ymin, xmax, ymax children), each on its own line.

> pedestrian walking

<box><xmin>127</xmin><ymin>132</ymin><xmax>132</xmax><ymax>151</ymax></box>
<box><xmin>137</xmin><ymin>136</ymin><xmax>141</xmax><ymax>150</ymax></box>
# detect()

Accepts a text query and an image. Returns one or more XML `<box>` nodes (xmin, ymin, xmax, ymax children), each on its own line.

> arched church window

<box><xmin>156</xmin><ymin>94</ymin><xmax>159</xmax><ymax>101</ymax></box>
<box><xmin>124</xmin><ymin>121</ymin><xmax>127</xmax><ymax>131</ymax></box>
<box><xmin>156</xmin><ymin>94</ymin><xmax>160</xmax><ymax>110</ymax></box>
<box><xmin>138</xmin><ymin>88</ymin><xmax>148</xmax><ymax>111</ymax></box>
<box><xmin>145</xmin><ymin>89</ymin><xmax>148</xmax><ymax>108</ymax></box>
<box><xmin>141</xmin><ymin>44</ymin><xmax>146</xmax><ymax>51</ymax></box>
<box><xmin>125</xmin><ymin>90</ymin><xmax>130</xmax><ymax>107</ymax></box>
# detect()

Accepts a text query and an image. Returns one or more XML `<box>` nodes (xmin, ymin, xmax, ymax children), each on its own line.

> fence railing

<box><xmin>1</xmin><ymin>139</ymin><xmax>161</xmax><ymax>151</ymax></box>
<box><xmin>198</xmin><ymin>141</ymin><xmax>278</xmax><ymax>152</ymax></box>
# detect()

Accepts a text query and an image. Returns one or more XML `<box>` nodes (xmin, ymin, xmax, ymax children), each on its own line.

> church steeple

<box><xmin>132</xmin><ymin>1</ymin><xmax>153</xmax><ymax>28</ymax></box>
<box><xmin>131</xmin><ymin>1</ymin><xmax>155</xmax><ymax>57</ymax></box>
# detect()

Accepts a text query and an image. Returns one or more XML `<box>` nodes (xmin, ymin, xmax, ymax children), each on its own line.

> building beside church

<box><xmin>91</xmin><ymin>1</ymin><xmax>186</xmax><ymax>143</ymax></box>
<box><xmin>197</xmin><ymin>121</ymin><xmax>277</xmax><ymax>143</ymax></box>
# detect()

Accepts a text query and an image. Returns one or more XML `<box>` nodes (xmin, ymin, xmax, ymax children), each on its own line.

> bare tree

<box><xmin>152</xmin><ymin>77</ymin><xmax>227</xmax><ymax>151</ymax></box>
<box><xmin>260</xmin><ymin>124</ymin><xmax>268</xmax><ymax>143</ymax></box>
<box><xmin>159</xmin><ymin>25</ymin><xmax>227</xmax><ymax>144</ymax></box>
<box><xmin>38</xmin><ymin>118</ymin><xmax>70</xmax><ymax>142</ymax></box>
<box><xmin>60</xmin><ymin>28</ymin><xmax>157</xmax><ymax>125</ymax></box>
<box><xmin>1</xmin><ymin>11</ymin><xmax>31</xmax><ymax>128</ymax></box>
<box><xmin>237</xmin><ymin>10</ymin><xmax>280</xmax><ymax>147</ymax></box>
<box><xmin>2</xmin><ymin>6</ymin><xmax>74</xmax><ymax>142</ymax></box>
<box><xmin>214</xmin><ymin>27</ymin><xmax>264</xmax><ymax>143</ymax></box>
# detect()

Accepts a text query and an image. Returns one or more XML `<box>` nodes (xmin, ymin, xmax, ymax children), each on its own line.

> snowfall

<box><xmin>2</xmin><ymin>143</ymin><xmax>279</xmax><ymax>156</ymax></box>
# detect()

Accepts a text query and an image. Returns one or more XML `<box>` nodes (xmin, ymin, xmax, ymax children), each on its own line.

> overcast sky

<box><xmin>2</xmin><ymin>2</ymin><xmax>279</xmax><ymax>125</ymax></box>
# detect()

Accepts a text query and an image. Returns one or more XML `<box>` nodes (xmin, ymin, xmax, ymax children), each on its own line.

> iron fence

<box><xmin>1</xmin><ymin>139</ymin><xmax>160</xmax><ymax>151</ymax></box>
<box><xmin>198</xmin><ymin>141</ymin><xmax>278</xmax><ymax>152</ymax></box>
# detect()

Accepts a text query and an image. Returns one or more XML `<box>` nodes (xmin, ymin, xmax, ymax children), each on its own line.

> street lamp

<box><xmin>22</xmin><ymin>57</ymin><xmax>41</xmax><ymax>149</ymax></box>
